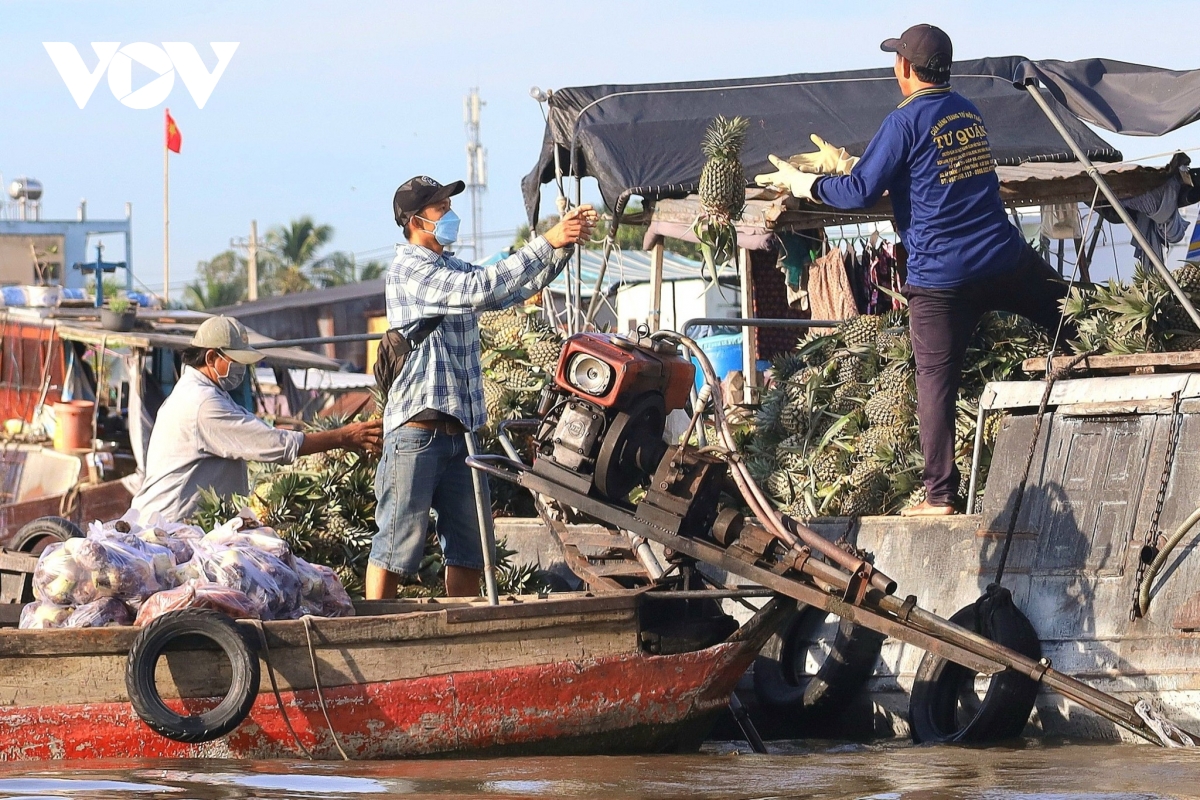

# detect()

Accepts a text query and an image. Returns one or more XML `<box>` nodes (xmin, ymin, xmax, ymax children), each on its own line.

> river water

<box><xmin>0</xmin><ymin>741</ymin><xmax>1195</xmax><ymax>799</ymax></box>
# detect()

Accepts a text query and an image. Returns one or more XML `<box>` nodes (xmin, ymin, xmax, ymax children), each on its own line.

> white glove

<box><xmin>754</xmin><ymin>155</ymin><xmax>822</xmax><ymax>202</ymax></box>
<box><xmin>787</xmin><ymin>134</ymin><xmax>858</xmax><ymax>176</ymax></box>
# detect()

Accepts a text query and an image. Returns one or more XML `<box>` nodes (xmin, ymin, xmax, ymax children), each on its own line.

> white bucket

<box><xmin>24</xmin><ymin>285</ymin><xmax>62</xmax><ymax>307</ymax></box>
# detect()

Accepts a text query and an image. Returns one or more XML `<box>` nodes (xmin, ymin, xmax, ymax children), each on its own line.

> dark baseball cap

<box><xmin>393</xmin><ymin>175</ymin><xmax>465</xmax><ymax>226</ymax></box>
<box><xmin>881</xmin><ymin>24</ymin><xmax>953</xmax><ymax>71</ymax></box>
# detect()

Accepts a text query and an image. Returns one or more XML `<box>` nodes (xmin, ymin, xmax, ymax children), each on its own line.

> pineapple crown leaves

<box><xmin>700</xmin><ymin>115</ymin><xmax>750</xmax><ymax>160</ymax></box>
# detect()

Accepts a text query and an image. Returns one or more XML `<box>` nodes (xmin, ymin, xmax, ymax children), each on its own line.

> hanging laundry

<box><xmin>1040</xmin><ymin>203</ymin><xmax>1083</xmax><ymax>239</ymax></box>
<box><xmin>808</xmin><ymin>247</ymin><xmax>859</xmax><ymax>330</ymax></box>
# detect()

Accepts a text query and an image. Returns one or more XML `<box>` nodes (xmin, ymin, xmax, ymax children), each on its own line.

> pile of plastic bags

<box><xmin>20</xmin><ymin>510</ymin><xmax>355</xmax><ymax>629</ymax></box>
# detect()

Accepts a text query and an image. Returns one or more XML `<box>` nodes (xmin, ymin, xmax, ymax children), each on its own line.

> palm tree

<box><xmin>185</xmin><ymin>250</ymin><xmax>247</xmax><ymax>309</ymax></box>
<box><xmin>185</xmin><ymin>275</ymin><xmax>245</xmax><ymax>309</ymax></box>
<box><xmin>266</xmin><ymin>216</ymin><xmax>334</xmax><ymax>294</ymax></box>
<box><xmin>310</xmin><ymin>253</ymin><xmax>387</xmax><ymax>288</ymax></box>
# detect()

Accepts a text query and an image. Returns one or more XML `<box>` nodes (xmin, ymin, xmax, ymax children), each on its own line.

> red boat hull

<box><xmin>0</xmin><ymin>642</ymin><xmax>751</xmax><ymax>760</ymax></box>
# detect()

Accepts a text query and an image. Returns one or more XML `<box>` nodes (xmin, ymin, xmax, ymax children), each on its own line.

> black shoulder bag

<box><xmin>374</xmin><ymin>315</ymin><xmax>444</xmax><ymax>408</ymax></box>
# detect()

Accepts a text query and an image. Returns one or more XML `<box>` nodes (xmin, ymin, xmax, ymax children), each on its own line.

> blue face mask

<box><xmin>416</xmin><ymin>209</ymin><xmax>460</xmax><ymax>246</ymax></box>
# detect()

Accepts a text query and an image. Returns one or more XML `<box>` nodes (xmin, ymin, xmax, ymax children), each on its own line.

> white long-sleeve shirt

<box><xmin>131</xmin><ymin>366</ymin><xmax>304</xmax><ymax>521</ymax></box>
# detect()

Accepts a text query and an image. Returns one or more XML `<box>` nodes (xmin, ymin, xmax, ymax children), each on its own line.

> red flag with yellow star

<box><xmin>165</xmin><ymin>109</ymin><xmax>182</xmax><ymax>153</ymax></box>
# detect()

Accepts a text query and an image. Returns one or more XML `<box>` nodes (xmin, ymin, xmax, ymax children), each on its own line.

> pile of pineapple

<box><xmin>744</xmin><ymin>310</ymin><xmax>1050</xmax><ymax>517</ymax></box>
<box><xmin>479</xmin><ymin>306</ymin><xmax>563</xmax><ymax>432</ymax></box>
<box><xmin>1063</xmin><ymin>262</ymin><xmax>1200</xmax><ymax>354</ymax></box>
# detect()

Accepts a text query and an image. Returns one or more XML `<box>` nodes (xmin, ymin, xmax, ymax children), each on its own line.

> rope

<box><xmin>250</xmin><ymin>619</ymin><xmax>314</xmax><ymax>759</ymax></box>
<box><xmin>301</xmin><ymin>615</ymin><xmax>351</xmax><ymax>760</ymax></box>
<box><xmin>1135</xmin><ymin>699</ymin><xmax>1196</xmax><ymax>747</ymax></box>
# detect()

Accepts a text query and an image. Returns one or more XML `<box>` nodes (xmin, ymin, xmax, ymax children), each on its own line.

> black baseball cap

<box><xmin>393</xmin><ymin>175</ymin><xmax>465</xmax><ymax>226</ymax></box>
<box><xmin>881</xmin><ymin>24</ymin><xmax>953</xmax><ymax>71</ymax></box>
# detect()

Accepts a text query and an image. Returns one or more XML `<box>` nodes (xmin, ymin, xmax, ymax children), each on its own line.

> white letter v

<box><xmin>43</xmin><ymin>43</ymin><xmax>119</xmax><ymax>109</ymax></box>
<box><xmin>164</xmin><ymin>42</ymin><xmax>239</xmax><ymax>109</ymax></box>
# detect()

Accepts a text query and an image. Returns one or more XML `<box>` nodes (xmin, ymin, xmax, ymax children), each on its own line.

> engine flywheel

<box><xmin>594</xmin><ymin>393</ymin><xmax>667</xmax><ymax>501</ymax></box>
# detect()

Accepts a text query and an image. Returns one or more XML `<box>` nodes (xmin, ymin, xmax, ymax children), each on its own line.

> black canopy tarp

<box><xmin>523</xmin><ymin>56</ymin><xmax>1122</xmax><ymax>225</ymax></box>
<box><xmin>1015</xmin><ymin>59</ymin><xmax>1200</xmax><ymax>136</ymax></box>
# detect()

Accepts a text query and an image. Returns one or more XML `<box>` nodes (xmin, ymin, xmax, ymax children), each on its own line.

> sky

<box><xmin>2</xmin><ymin>0</ymin><xmax>1198</xmax><ymax>298</ymax></box>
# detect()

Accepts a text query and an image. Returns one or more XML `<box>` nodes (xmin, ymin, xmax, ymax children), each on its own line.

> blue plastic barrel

<box><xmin>691</xmin><ymin>333</ymin><xmax>767</xmax><ymax>391</ymax></box>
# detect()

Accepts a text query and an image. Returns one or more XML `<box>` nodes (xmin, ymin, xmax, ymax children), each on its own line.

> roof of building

<box><xmin>211</xmin><ymin>279</ymin><xmax>386</xmax><ymax>317</ymax></box>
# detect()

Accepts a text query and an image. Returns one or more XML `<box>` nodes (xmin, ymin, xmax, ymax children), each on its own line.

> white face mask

<box><xmin>211</xmin><ymin>353</ymin><xmax>246</xmax><ymax>391</ymax></box>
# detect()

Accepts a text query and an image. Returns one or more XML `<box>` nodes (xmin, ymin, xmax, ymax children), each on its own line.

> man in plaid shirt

<box><xmin>369</xmin><ymin>175</ymin><xmax>597</xmax><ymax>598</ymax></box>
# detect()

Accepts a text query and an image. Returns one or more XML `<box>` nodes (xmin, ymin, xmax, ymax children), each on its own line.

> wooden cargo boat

<box><xmin>0</xmin><ymin>591</ymin><xmax>784</xmax><ymax>760</ymax></box>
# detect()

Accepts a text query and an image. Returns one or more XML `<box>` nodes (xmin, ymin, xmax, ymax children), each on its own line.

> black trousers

<box><xmin>903</xmin><ymin>244</ymin><xmax>1072</xmax><ymax>505</ymax></box>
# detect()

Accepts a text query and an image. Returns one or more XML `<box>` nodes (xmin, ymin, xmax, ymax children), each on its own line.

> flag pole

<box><xmin>163</xmin><ymin>108</ymin><xmax>170</xmax><ymax>307</ymax></box>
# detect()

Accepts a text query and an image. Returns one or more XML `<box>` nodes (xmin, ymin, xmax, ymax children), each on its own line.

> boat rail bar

<box><xmin>251</xmin><ymin>319</ymin><xmax>843</xmax><ymax>352</ymax></box>
<box><xmin>680</xmin><ymin>317</ymin><xmax>842</xmax><ymax>337</ymax></box>
<box><xmin>255</xmin><ymin>333</ymin><xmax>384</xmax><ymax>349</ymax></box>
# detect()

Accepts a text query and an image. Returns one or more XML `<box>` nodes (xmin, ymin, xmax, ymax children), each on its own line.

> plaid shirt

<box><xmin>383</xmin><ymin>235</ymin><xmax>568</xmax><ymax>434</ymax></box>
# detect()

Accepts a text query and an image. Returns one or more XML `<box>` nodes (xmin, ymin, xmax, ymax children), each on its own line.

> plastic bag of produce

<box><xmin>34</xmin><ymin>536</ymin><xmax>174</xmax><ymax>607</ymax></box>
<box><xmin>19</xmin><ymin>600</ymin><xmax>73</xmax><ymax>629</ymax></box>
<box><xmin>32</xmin><ymin>541</ymin><xmax>92</xmax><ymax>606</ymax></box>
<box><xmin>64</xmin><ymin>597</ymin><xmax>133</xmax><ymax>628</ymax></box>
<box><xmin>295</xmin><ymin>558</ymin><xmax>355</xmax><ymax>618</ymax></box>
<box><xmin>184</xmin><ymin>538</ymin><xmax>301</xmax><ymax>621</ymax></box>
<box><xmin>134</xmin><ymin>579</ymin><xmax>258</xmax><ymax>626</ymax></box>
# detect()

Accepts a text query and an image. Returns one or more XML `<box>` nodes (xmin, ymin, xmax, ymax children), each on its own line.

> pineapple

<box><xmin>694</xmin><ymin>115</ymin><xmax>750</xmax><ymax>270</ymax></box>
<box><xmin>527</xmin><ymin>338</ymin><xmax>563</xmax><ymax>370</ymax></box>
<box><xmin>765</xmin><ymin>470</ymin><xmax>795</xmax><ymax>504</ymax></box>
<box><xmin>863</xmin><ymin>390</ymin><xmax>912</xmax><ymax>428</ymax></box>
<box><xmin>840</xmin><ymin>464</ymin><xmax>887</xmax><ymax>517</ymax></box>
<box><xmin>838</xmin><ymin>314</ymin><xmax>882</xmax><ymax>348</ymax></box>
<box><xmin>834</xmin><ymin>352</ymin><xmax>877</xmax><ymax>385</ymax></box>
<box><xmin>770</xmin><ymin>351</ymin><xmax>807</xmax><ymax>382</ymax></box>
<box><xmin>776</xmin><ymin>433</ymin><xmax>808</xmax><ymax>472</ymax></box>
<box><xmin>483</xmin><ymin>377</ymin><xmax>508</xmax><ymax>421</ymax></box>
<box><xmin>1174</xmin><ymin>262</ymin><xmax>1200</xmax><ymax>294</ymax></box>
<box><xmin>876</xmin><ymin>363</ymin><xmax>913</xmax><ymax>397</ymax></box>
<box><xmin>779</xmin><ymin>404</ymin><xmax>807</xmax><ymax>435</ymax></box>
<box><xmin>698</xmin><ymin>115</ymin><xmax>750</xmax><ymax>221</ymax></box>
<box><xmin>811</xmin><ymin>447</ymin><xmax>850</xmax><ymax>484</ymax></box>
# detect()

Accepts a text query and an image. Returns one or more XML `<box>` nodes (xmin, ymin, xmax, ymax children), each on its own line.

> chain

<box><xmin>1132</xmin><ymin>391</ymin><xmax>1184</xmax><ymax>620</ymax></box>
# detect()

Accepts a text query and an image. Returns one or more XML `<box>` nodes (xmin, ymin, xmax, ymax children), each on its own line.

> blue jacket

<box><xmin>816</xmin><ymin>86</ymin><xmax>1024</xmax><ymax>289</ymax></box>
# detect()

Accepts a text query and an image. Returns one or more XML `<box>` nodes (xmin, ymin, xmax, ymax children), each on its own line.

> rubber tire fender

<box><xmin>754</xmin><ymin>603</ymin><xmax>885</xmax><ymax>716</ymax></box>
<box><xmin>125</xmin><ymin>608</ymin><xmax>260</xmax><ymax>744</ymax></box>
<box><xmin>908</xmin><ymin>585</ymin><xmax>1041</xmax><ymax>744</ymax></box>
<box><xmin>11</xmin><ymin>516</ymin><xmax>83</xmax><ymax>552</ymax></box>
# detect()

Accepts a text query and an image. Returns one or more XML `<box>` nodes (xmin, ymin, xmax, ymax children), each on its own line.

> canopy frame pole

<box><xmin>1022</xmin><ymin>81</ymin><xmax>1200</xmax><ymax>330</ymax></box>
<box><xmin>737</xmin><ymin>247</ymin><xmax>757</xmax><ymax>405</ymax></box>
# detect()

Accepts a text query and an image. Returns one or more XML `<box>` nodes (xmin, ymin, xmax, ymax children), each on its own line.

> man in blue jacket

<box><xmin>756</xmin><ymin>25</ymin><xmax>1070</xmax><ymax>516</ymax></box>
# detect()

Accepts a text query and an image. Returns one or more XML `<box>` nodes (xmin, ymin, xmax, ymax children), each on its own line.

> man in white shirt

<box><xmin>131</xmin><ymin>316</ymin><xmax>381</xmax><ymax>521</ymax></box>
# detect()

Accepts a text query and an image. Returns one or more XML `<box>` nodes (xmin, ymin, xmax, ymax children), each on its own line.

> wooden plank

<box><xmin>0</xmin><ymin>550</ymin><xmax>38</xmax><ymax>574</ymax></box>
<box><xmin>558</xmin><ymin>532</ymin><xmax>634</xmax><ymax>551</ymax></box>
<box><xmin>0</xmin><ymin>618</ymin><xmax>640</xmax><ymax>706</ymax></box>
<box><xmin>0</xmin><ymin>594</ymin><xmax>640</xmax><ymax>657</ymax></box>
<box><xmin>1023</xmin><ymin>350</ymin><xmax>1200</xmax><ymax>376</ymax></box>
<box><xmin>586</xmin><ymin>562</ymin><xmax>654</xmax><ymax>578</ymax></box>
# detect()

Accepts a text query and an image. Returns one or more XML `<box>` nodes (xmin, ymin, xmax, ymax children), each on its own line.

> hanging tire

<box><xmin>753</xmin><ymin>603</ymin><xmax>885</xmax><ymax>731</ymax></box>
<box><xmin>908</xmin><ymin>585</ymin><xmax>1041</xmax><ymax>744</ymax></box>
<box><xmin>11</xmin><ymin>516</ymin><xmax>83</xmax><ymax>553</ymax></box>
<box><xmin>125</xmin><ymin>609</ymin><xmax>260</xmax><ymax>744</ymax></box>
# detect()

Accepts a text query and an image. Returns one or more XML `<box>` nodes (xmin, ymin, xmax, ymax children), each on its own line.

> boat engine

<box><xmin>530</xmin><ymin>332</ymin><xmax>696</xmax><ymax>503</ymax></box>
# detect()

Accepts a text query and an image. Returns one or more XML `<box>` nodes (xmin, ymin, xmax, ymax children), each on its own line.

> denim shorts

<box><xmin>370</xmin><ymin>426</ymin><xmax>487</xmax><ymax>577</ymax></box>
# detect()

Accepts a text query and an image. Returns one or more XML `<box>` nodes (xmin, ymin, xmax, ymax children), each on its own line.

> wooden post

<box><xmin>648</xmin><ymin>241</ymin><xmax>664</xmax><ymax>332</ymax></box>
<box><xmin>162</xmin><ymin>125</ymin><xmax>169</xmax><ymax>306</ymax></box>
<box><xmin>247</xmin><ymin>220</ymin><xmax>259</xmax><ymax>301</ymax></box>
<box><xmin>738</xmin><ymin>246</ymin><xmax>756</xmax><ymax>405</ymax></box>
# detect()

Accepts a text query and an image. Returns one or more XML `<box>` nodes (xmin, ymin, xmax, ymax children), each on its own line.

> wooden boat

<box><xmin>0</xmin><ymin>591</ymin><xmax>786</xmax><ymax>760</ymax></box>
